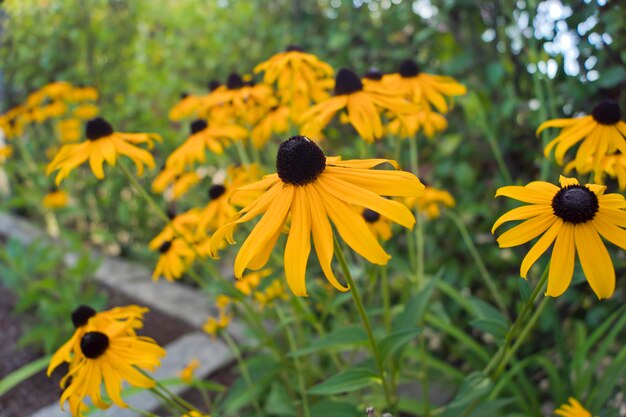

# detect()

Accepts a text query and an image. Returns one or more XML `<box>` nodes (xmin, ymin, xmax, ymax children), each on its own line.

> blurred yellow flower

<box><xmin>56</xmin><ymin>118</ymin><xmax>82</xmax><ymax>143</ymax></box>
<box><xmin>73</xmin><ymin>104</ymin><xmax>99</xmax><ymax>120</ymax></box>
<box><xmin>235</xmin><ymin>269</ymin><xmax>271</xmax><ymax>295</ymax></box>
<box><xmin>179</xmin><ymin>359</ymin><xmax>200</xmax><ymax>383</ymax></box>
<box><xmin>386</xmin><ymin>104</ymin><xmax>448</xmax><ymax>139</ymax></box>
<box><xmin>251</xmin><ymin>105</ymin><xmax>290</xmax><ymax>149</ymax></box>
<box><xmin>152</xmin><ymin>239</ymin><xmax>196</xmax><ymax>281</ymax></box>
<box><xmin>43</xmin><ymin>188</ymin><xmax>69</xmax><ymax>209</ymax></box>
<box><xmin>254</xmin><ymin>279</ymin><xmax>289</xmax><ymax>308</ymax></box>
<box><xmin>565</xmin><ymin>152</ymin><xmax>626</xmax><ymax>191</ymax></box>
<box><xmin>554</xmin><ymin>398</ymin><xmax>594</xmax><ymax>417</ymax></box>
<box><xmin>406</xmin><ymin>186</ymin><xmax>456</xmax><ymax>219</ymax></box>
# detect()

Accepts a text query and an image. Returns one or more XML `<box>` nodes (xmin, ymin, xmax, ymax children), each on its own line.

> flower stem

<box><xmin>234</xmin><ymin>139</ymin><xmax>251</xmax><ymax>166</ymax></box>
<box><xmin>408</xmin><ymin>135</ymin><xmax>425</xmax><ymax>289</ymax></box>
<box><xmin>445</xmin><ymin>210</ymin><xmax>509</xmax><ymax>317</ymax></box>
<box><xmin>333</xmin><ymin>234</ymin><xmax>395</xmax><ymax>410</ymax></box>
<box><xmin>222</xmin><ymin>331</ymin><xmax>264</xmax><ymax>417</ymax></box>
<box><xmin>275</xmin><ymin>305</ymin><xmax>311</xmax><ymax>417</ymax></box>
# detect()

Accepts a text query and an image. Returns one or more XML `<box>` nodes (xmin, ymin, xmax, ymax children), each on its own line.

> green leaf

<box><xmin>597</xmin><ymin>66</ymin><xmax>626</xmax><ymax>88</ymax></box>
<box><xmin>310</xmin><ymin>400</ymin><xmax>360</xmax><ymax>417</ymax></box>
<box><xmin>308</xmin><ymin>368</ymin><xmax>380</xmax><ymax>395</ymax></box>
<box><xmin>288</xmin><ymin>326</ymin><xmax>368</xmax><ymax>357</ymax></box>
<box><xmin>378</xmin><ymin>328</ymin><xmax>421</xmax><ymax>362</ymax></box>
<box><xmin>0</xmin><ymin>355</ymin><xmax>51</xmax><ymax>396</ymax></box>
<box><xmin>441</xmin><ymin>372</ymin><xmax>492</xmax><ymax>417</ymax></box>
<box><xmin>264</xmin><ymin>382</ymin><xmax>295</xmax><ymax>416</ymax></box>
<box><xmin>469</xmin><ymin>318</ymin><xmax>507</xmax><ymax>343</ymax></box>
<box><xmin>392</xmin><ymin>277</ymin><xmax>436</xmax><ymax>332</ymax></box>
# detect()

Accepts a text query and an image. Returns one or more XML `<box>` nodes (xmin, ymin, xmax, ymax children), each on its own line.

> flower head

<box><xmin>406</xmin><ymin>186</ymin><xmax>456</xmax><ymax>219</ymax></box>
<box><xmin>46</xmin><ymin>117</ymin><xmax>160</xmax><ymax>184</ymax></box>
<box><xmin>152</xmin><ymin>239</ymin><xmax>196</xmax><ymax>281</ymax></box>
<box><xmin>539</xmin><ymin>101</ymin><xmax>626</xmax><ymax>178</ymax></box>
<box><xmin>43</xmin><ymin>188</ymin><xmax>70</xmax><ymax>209</ymax></box>
<box><xmin>209</xmin><ymin>135</ymin><xmax>424</xmax><ymax>296</ymax></box>
<box><xmin>179</xmin><ymin>359</ymin><xmax>200</xmax><ymax>383</ymax></box>
<box><xmin>493</xmin><ymin>176</ymin><xmax>626</xmax><ymax>299</ymax></box>
<box><xmin>554</xmin><ymin>398</ymin><xmax>594</xmax><ymax>417</ymax></box>
<box><xmin>362</xmin><ymin>208</ymin><xmax>392</xmax><ymax>241</ymax></box>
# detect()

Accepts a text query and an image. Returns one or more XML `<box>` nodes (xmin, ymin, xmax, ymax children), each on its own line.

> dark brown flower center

<box><xmin>208</xmin><ymin>80</ymin><xmax>222</xmax><ymax>91</ymax></box>
<box><xmin>551</xmin><ymin>185</ymin><xmax>599</xmax><ymax>224</ymax></box>
<box><xmin>209</xmin><ymin>184</ymin><xmax>226</xmax><ymax>200</ymax></box>
<box><xmin>85</xmin><ymin>117</ymin><xmax>113</xmax><ymax>140</ymax></box>
<box><xmin>227</xmin><ymin>73</ymin><xmax>245</xmax><ymax>90</ymax></box>
<box><xmin>159</xmin><ymin>241</ymin><xmax>172</xmax><ymax>253</ymax></box>
<box><xmin>190</xmin><ymin>119</ymin><xmax>207</xmax><ymax>135</ymax></box>
<box><xmin>592</xmin><ymin>101</ymin><xmax>621</xmax><ymax>125</ymax></box>
<box><xmin>286</xmin><ymin>45</ymin><xmax>304</xmax><ymax>52</ymax></box>
<box><xmin>364</xmin><ymin>68</ymin><xmax>384</xmax><ymax>80</ymax></box>
<box><xmin>399</xmin><ymin>59</ymin><xmax>421</xmax><ymax>78</ymax></box>
<box><xmin>276</xmin><ymin>136</ymin><xmax>326</xmax><ymax>185</ymax></box>
<box><xmin>334</xmin><ymin>68</ymin><xmax>363</xmax><ymax>95</ymax></box>
<box><xmin>363</xmin><ymin>208</ymin><xmax>380</xmax><ymax>223</ymax></box>
<box><xmin>72</xmin><ymin>305</ymin><xmax>96</xmax><ymax>328</ymax></box>
<box><xmin>80</xmin><ymin>332</ymin><xmax>109</xmax><ymax>359</ymax></box>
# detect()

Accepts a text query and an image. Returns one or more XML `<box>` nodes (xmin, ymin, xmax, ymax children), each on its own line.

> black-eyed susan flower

<box><xmin>540</xmin><ymin>101</ymin><xmax>626</xmax><ymax>178</ymax></box>
<box><xmin>48</xmin><ymin>305</ymin><xmax>148</xmax><ymax>379</ymax></box>
<box><xmin>406</xmin><ymin>186</ymin><xmax>456</xmax><ymax>219</ymax></box>
<box><xmin>362</xmin><ymin>208</ymin><xmax>392</xmax><ymax>241</ymax></box>
<box><xmin>565</xmin><ymin>152</ymin><xmax>626</xmax><ymax>191</ymax></box>
<box><xmin>56</xmin><ymin>119</ymin><xmax>82</xmax><ymax>143</ymax></box>
<box><xmin>73</xmin><ymin>103</ymin><xmax>99</xmax><ymax>120</ymax></box>
<box><xmin>554</xmin><ymin>398</ymin><xmax>594</xmax><ymax>417</ymax></box>
<box><xmin>203</xmin><ymin>297</ymin><xmax>232</xmax><ymax>337</ymax></box>
<box><xmin>152</xmin><ymin>165</ymin><xmax>201</xmax><ymax>200</ymax></box>
<box><xmin>235</xmin><ymin>268</ymin><xmax>271</xmax><ymax>296</ymax></box>
<box><xmin>254</xmin><ymin>45</ymin><xmax>334</xmax><ymax>115</ymax></box>
<box><xmin>254</xmin><ymin>279</ymin><xmax>289</xmax><ymax>309</ymax></box>
<box><xmin>58</xmin><ymin>316</ymin><xmax>165</xmax><ymax>416</ymax></box>
<box><xmin>0</xmin><ymin>144</ymin><xmax>13</xmax><ymax>160</ymax></box>
<box><xmin>251</xmin><ymin>105</ymin><xmax>290</xmax><ymax>149</ymax></box>
<box><xmin>182</xmin><ymin>411</ymin><xmax>211</xmax><ymax>417</ymax></box>
<box><xmin>149</xmin><ymin>208</ymin><xmax>202</xmax><ymax>251</ymax></box>
<box><xmin>492</xmin><ymin>176</ymin><xmax>626</xmax><ymax>299</ymax></box>
<box><xmin>152</xmin><ymin>239</ymin><xmax>196</xmax><ymax>281</ymax></box>
<box><xmin>209</xmin><ymin>135</ymin><xmax>424</xmax><ymax>296</ymax></box>
<box><xmin>66</xmin><ymin>85</ymin><xmax>99</xmax><ymax>102</ymax></box>
<box><xmin>43</xmin><ymin>188</ymin><xmax>69</xmax><ymax>209</ymax></box>
<box><xmin>382</xmin><ymin>59</ymin><xmax>467</xmax><ymax>113</ymax></box>
<box><xmin>169</xmin><ymin>93</ymin><xmax>205</xmax><ymax>121</ymax></box>
<box><xmin>300</xmin><ymin>69</ymin><xmax>415</xmax><ymax>143</ymax></box>
<box><xmin>179</xmin><ymin>358</ymin><xmax>200</xmax><ymax>383</ymax></box>
<box><xmin>46</xmin><ymin>117</ymin><xmax>160</xmax><ymax>184</ymax></box>
<box><xmin>386</xmin><ymin>104</ymin><xmax>448</xmax><ymax>139</ymax></box>
<box><xmin>166</xmin><ymin>119</ymin><xmax>248</xmax><ymax>169</ymax></box>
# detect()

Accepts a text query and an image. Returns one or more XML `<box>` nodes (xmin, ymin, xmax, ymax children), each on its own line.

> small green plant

<box><xmin>0</xmin><ymin>236</ymin><xmax>107</xmax><ymax>353</ymax></box>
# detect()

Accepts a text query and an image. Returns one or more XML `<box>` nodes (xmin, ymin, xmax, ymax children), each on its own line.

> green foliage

<box><xmin>0</xmin><ymin>237</ymin><xmax>106</xmax><ymax>353</ymax></box>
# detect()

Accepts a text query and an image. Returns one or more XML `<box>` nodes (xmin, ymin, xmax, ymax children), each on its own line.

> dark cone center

<box><xmin>85</xmin><ymin>117</ymin><xmax>114</xmax><ymax>140</ymax></box>
<box><xmin>399</xmin><ymin>59</ymin><xmax>421</xmax><ymax>78</ymax></box>
<box><xmin>227</xmin><ymin>73</ymin><xmax>245</xmax><ymax>90</ymax></box>
<box><xmin>209</xmin><ymin>184</ymin><xmax>226</xmax><ymax>200</ymax></box>
<box><xmin>592</xmin><ymin>101</ymin><xmax>621</xmax><ymax>125</ymax></box>
<box><xmin>363</xmin><ymin>208</ymin><xmax>380</xmax><ymax>223</ymax></box>
<box><xmin>364</xmin><ymin>68</ymin><xmax>384</xmax><ymax>80</ymax></box>
<box><xmin>159</xmin><ymin>241</ymin><xmax>172</xmax><ymax>253</ymax></box>
<box><xmin>72</xmin><ymin>305</ymin><xmax>96</xmax><ymax>328</ymax></box>
<box><xmin>80</xmin><ymin>332</ymin><xmax>109</xmax><ymax>359</ymax></box>
<box><xmin>552</xmin><ymin>185</ymin><xmax>599</xmax><ymax>224</ymax></box>
<box><xmin>208</xmin><ymin>80</ymin><xmax>222</xmax><ymax>91</ymax></box>
<box><xmin>190</xmin><ymin>119</ymin><xmax>208</xmax><ymax>135</ymax></box>
<box><xmin>276</xmin><ymin>136</ymin><xmax>326</xmax><ymax>185</ymax></box>
<box><xmin>286</xmin><ymin>44</ymin><xmax>304</xmax><ymax>52</ymax></box>
<box><xmin>334</xmin><ymin>68</ymin><xmax>363</xmax><ymax>95</ymax></box>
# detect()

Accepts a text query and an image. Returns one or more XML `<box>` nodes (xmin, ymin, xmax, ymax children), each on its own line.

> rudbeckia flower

<box><xmin>251</xmin><ymin>105</ymin><xmax>290</xmax><ymax>149</ymax></box>
<box><xmin>209</xmin><ymin>135</ymin><xmax>424</xmax><ymax>296</ymax></box>
<box><xmin>166</xmin><ymin>119</ymin><xmax>248</xmax><ymax>169</ymax></box>
<box><xmin>564</xmin><ymin>152</ymin><xmax>626</xmax><ymax>190</ymax></box>
<box><xmin>492</xmin><ymin>176</ymin><xmax>626</xmax><ymax>299</ymax></box>
<box><xmin>554</xmin><ymin>398</ymin><xmax>595</xmax><ymax>417</ymax></box>
<box><xmin>386</xmin><ymin>104</ymin><xmax>448</xmax><ymax>139</ymax></box>
<box><xmin>56</xmin><ymin>118</ymin><xmax>82</xmax><ymax>143</ymax></box>
<box><xmin>539</xmin><ymin>101</ymin><xmax>626</xmax><ymax>178</ymax></box>
<box><xmin>406</xmin><ymin>186</ymin><xmax>456</xmax><ymax>219</ymax></box>
<box><xmin>48</xmin><ymin>305</ymin><xmax>148</xmax><ymax>378</ymax></box>
<box><xmin>362</xmin><ymin>208</ymin><xmax>392</xmax><ymax>241</ymax></box>
<box><xmin>66</xmin><ymin>85</ymin><xmax>99</xmax><ymax>102</ymax></box>
<box><xmin>152</xmin><ymin>165</ymin><xmax>201</xmax><ymax>200</ymax></box>
<box><xmin>382</xmin><ymin>59</ymin><xmax>467</xmax><ymax>113</ymax></box>
<box><xmin>73</xmin><ymin>104</ymin><xmax>99</xmax><ymax>120</ymax></box>
<box><xmin>301</xmin><ymin>68</ymin><xmax>415</xmax><ymax>143</ymax></box>
<box><xmin>46</xmin><ymin>117</ymin><xmax>160</xmax><ymax>184</ymax></box>
<box><xmin>254</xmin><ymin>279</ymin><xmax>289</xmax><ymax>308</ymax></box>
<box><xmin>169</xmin><ymin>93</ymin><xmax>205</xmax><ymax>121</ymax></box>
<box><xmin>149</xmin><ymin>208</ymin><xmax>202</xmax><ymax>250</ymax></box>
<box><xmin>58</xmin><ymin>316</ymin><xmax>165</xmax><ymax>416</ymax></box>
<box><xmin>254</xmin><ymin>45</ymin><xmax>334</xmax><ymax>115</ymax></box>
<box><xmin>152</xmin><ymin>239</ymin><xmax>196</xmax><ymax>281</ymax></box>
<box><xmin>235</xmin><ymin>268</ymin><xmax>271</xmax><ymax>296</ymax></box>
<box><xmin>179</xmin><ymin>358</ymin><xmax>200</xmax><ymax>383</ymax></box>
<box><xmin>43</xmin><ymin>188</ymin><xmax>70</xmax><ymax>209</ymax></box>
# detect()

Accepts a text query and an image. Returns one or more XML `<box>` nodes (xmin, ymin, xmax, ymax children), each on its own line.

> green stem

<box><xmin>275</xmin><ymin>305</ymin><xmax>311</xmax><ymax>417</ymax></box>
<box><xmin>419</xmin><ymin>333</ymin><xmax>431</xmax><ymax>417</ymax></box>
<box><xmin>222</xmin><ymin>332</ymin><xmax>264</xmax><ymax>417</ymax></box>
<box><xmin>234</xmin><ymin>138</ymin><xmax>251</xmax><ymax>166</ymax></box>
<box><xmin>445</xmin><ymin>210</ymin><xmax>509</xmax><ymax>317</ymax></box>
<box><xmin>381</xmin><ymin>266</ymin><xmax>391</xmax><ymax>333</ymax></box>
<box><xmin>333</xmin><ymin>234</ymin><xmax>394</xmax><ymax>410</ymax></box>
<box><xmin>128</xmin><ymin>404</ymin><xmax>160</xmax><ymax>417</ymax></box>
<box><xmin>408</xmin><ymin>135</ymin><xmax>424</xmax><ymax>289</ymax></box>
<box><xmin>148</xmin><ymin>386</ymin><xmax>187</xmax><ymax>414</ymax></box>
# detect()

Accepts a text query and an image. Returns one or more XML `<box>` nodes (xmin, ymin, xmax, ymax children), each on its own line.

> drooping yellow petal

<box><xmin>496</xmin><ymin>212</ymin><xmax>556</xmax><ymax>247</ymax></box>
<box><xmin>545</xmin><ymin>223</ymin><xmax>575</xmax><ymax>297</ymax></box>
<box><xmin>283</xmin><ymin>187</ymin><xmax>312</xmax><ymax>296</ymax></box>
<box><xmin>491</xmin><ymin>204</ymin><xmax>550</xmax><ymax>233</ymax></box>
<box><xmin>574</xmin><ymin>223</ymin><xmax>615</xmax><ymax>299</ymax></box>
<box><xmin>520</xmin><ymin>218</ymin><xmax>562</xmax><ymax>278</ymax></box>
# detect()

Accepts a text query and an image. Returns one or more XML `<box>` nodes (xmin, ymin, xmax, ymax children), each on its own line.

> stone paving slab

<box><xmin>28</xmin><ymin>332</ymin><xmax>233</xmax><ymax>417</ymax></box>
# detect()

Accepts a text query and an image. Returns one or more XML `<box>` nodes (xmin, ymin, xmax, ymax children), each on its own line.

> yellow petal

<box><xmin>496</xmin><ymin>212</ymin><xmax>556</xmax><ymax>247</ymax></box>
<box><xmin>284</xmin><ymin>187</ymin><xmax>312</xmax><ymax>296</ymax></box>
<box><xmin>520</xmin><ymin>218</ymin><xmax>562</xmax><ymax>278</ymax></box>
<box><xmin>574</xmin><ymin>223</ymin><xmax>615</xmax><ymax>299</ymax></box>
<box><xmin>546</xmin><ymin>223</ymin><xmax>575</xmax><ymax>297</ymax></box>
<box><xmin>492</xmin><ymin>204</ymin><xmax>550</xmax><ymax>233</ymax></box>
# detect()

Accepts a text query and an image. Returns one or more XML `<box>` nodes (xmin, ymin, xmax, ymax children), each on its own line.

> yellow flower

<box><xmin>166</xmin><ymin>119</ymin><xmax>248</xmax><ymax>169</ymax></box>
<box><xmin>251</xmin><ymin>105</ymin><xmax>290</xmax><ymax>149</ymax></box>
<box><xmin>66</xmin><ymin>86</ymin><xmax>99</xmax><ymax>102</ymax></box>
<box><xmin>73</xmin><ymin>104</ymin><xmax>99</xmax><ymax>120</ymax></box>
<box><xmin>254</xmin><ymin>279</ymin><xmax>289</xmax><ymax>308</ymax></box>
<box><xmin>202</xmin><ymin>307</ymin><xmax>231</xmax><ymax>337</ymax></box>
<box><xmin>152</xmin><ymin>165</ymin><xmax>201</xmax><ymax>200</ymax></box>
<box><xmin>209</xmin><ymin>135</ymin><xmax>424</xmax><ymax>296</ymax></box>
<box><xmin>235</xmin><ymin>269</ymin><xmax>271</xmax><ymax>295</ymax></box>
<box><xmin>539</xmin><ymin>101</ymin><xmax>626</xmax><ymax>179</ymax></box>
<box><xmin>169</xmin><ymin>94</ymin><xmax>205</xmax><ymax>121</ymax></box>
<box><xmin>58</xmin><ymin>315</ymin><xmax>165</xmax><ymax>416</ymax></box>
<box><xmin>254</xmin><ymin>46</ymin><xmax>334</xmax><ymax>115</ymax></box>
<box><xmin>565</xmin><ymin>152</ymin><xmax>626</xmax><ymax>191</ymax></box>
<box><xmin>152</xmin><ymin>239</ymin><xmax>196</xmax><ymax>281</ymax></box>
<box><xmin>554</xmin><ymin>398</ymin><xmax>594</xmax><ymax>417</ymax></box>
<box><xmin>386</xmin><ymin>104</ymin><xmax>448</xmax><ymax>139</ymax></box>
<box><xmin>43</xmin><ymin>189</ymin><xmax>69</xmax><ymax>209</ymax></box>
<box><xmin>382</xmin><ymin>59</ymin><xmax>467</xmax><ymax>112</ymax></box>
<box><xmin>149</xmin><ymin>208</ymin><xmax>202</xmax><ymax>251</ymax></box>
<box><xmin>39</xmin><ymin>81</ymin><xmax>74</xmax><ymax>100</ymax></box>
<box><xmin>56</xmin><ymin>118</ymin><xmax>82</xmax><ymax>143</ymax></box>
<box><xmin>406</xmin><ymin>186</ymin><xmax>456</xmax><ymax>219</ymax></box>
<box><xmin>179</xmin><ymin>359</ymin><xmax>200</xmax><ymax>383</ymax></box>
<box><xmin>492</xmin><ymin>176</ymin><xmax>626</xmax><ymax>299</ymax></box>
<box><xmin>361</xmin><ymin>208</ymin><xmax>393</xmax><ymax>241</ymax></box>
<box><xmin>0</xmin><ymin>145</ymin><xmax>13</xmax><ymax>160</ymax></box>
<box><xmin>181</xmin><ymin>412</ymin><xmax>211</xmax><ymax>417</ymax></box>
<box><xmin>48</xmin><ymin>305</ymin><xmax>148</xmax><ymax>379</ymax></box>
<box><xmin>300</xmin><ymin>68</ymin><xmax>415</xmax><ymax>143</ymax></box>
<box><xmin>46</xmin><ymin>117</ymin><xmax>160</xmax><ymax>185</ymax></box>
